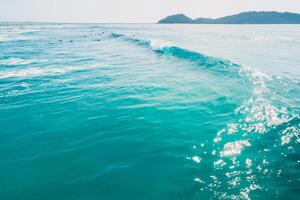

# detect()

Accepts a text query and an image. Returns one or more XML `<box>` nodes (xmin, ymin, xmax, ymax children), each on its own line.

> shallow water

<box><xmin>0</xmin><ymin>23</ymin><xmax>300</xmax><ymax>200</ymax></box>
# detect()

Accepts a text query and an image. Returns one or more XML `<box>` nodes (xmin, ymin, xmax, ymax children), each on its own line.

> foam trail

<box><xmin>0</xmin><ymin>64</ymin><xmax>99</xmax><ymax>79</ymax></box>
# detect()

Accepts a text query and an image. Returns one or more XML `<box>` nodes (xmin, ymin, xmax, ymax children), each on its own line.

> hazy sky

<box><xmin>1</xmin><ymin>0</ymin><xmax>300</xmax><ymax>23</ymax></box>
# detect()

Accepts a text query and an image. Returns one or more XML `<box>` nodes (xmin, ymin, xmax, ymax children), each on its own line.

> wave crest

<box><xmin>109</xmin><ymin>33</ymin><xmax>239</xmax><ymax>72</ymax></box>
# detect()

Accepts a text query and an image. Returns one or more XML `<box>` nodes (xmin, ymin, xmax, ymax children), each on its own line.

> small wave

<box><xmin>0</xmin><ymin>58</ymin><xmax>47</xmax><ymax>66</ymax></box>
<box><xmin>0</xmin><ymin>64</ymin><xmax>97</xmax><ymax>79</ymax></box>
<box><xmin>110</xmin><ymin>33</ymin><xmax>123</xmax><ymax>38</ymax></box>
<box><xmin>0</xmin><ymin>35</ymin><xmax>33</xmax><ymax>42</ymax></box>
<box><xmin>0</xmin><ymin>28</ymin><xmax>36</xmax><ymax>42</ymax></box>
<box><xmin>109</xmin><ymin>33</ymin><xmax>239</xmax><ymax>72</ymax></box>
<box><xmin>0</xmin><ymin>67</ymin><xmax>67</xmax><ymax>79</ymax></box>
<box><xmin>15</xmin><ymin>28</ymin><xmax>40</xmax><ymax>35</ymax></box>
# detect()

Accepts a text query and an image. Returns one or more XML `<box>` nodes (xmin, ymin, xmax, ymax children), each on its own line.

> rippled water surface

<box><xmin>0</xmin><ymin>23</ymin><xmax>300</xmax><ymax>200</ymax></box>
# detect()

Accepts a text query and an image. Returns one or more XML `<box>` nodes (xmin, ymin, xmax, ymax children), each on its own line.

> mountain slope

<box><xmin>158</xmin><ymin>11</ymin><xmax>300</xmax><ymax>24</ymax></box>
<box><xmin>158</xmin><ymin>14</ymin><xmax>193</xmax><ymax>23</ymax></box>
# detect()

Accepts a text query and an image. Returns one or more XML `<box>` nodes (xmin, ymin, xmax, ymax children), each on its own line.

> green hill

<box><xmin>158</xmin><ymin>11</ymin><xmax>300</xmax><ymax>24</ymax></box>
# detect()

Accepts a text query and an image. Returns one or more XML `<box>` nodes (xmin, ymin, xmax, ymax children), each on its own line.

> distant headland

<box><xmin>158</xmin><ymin>11</ymin><xmax>300</xmax><ymax>24</ymax></box>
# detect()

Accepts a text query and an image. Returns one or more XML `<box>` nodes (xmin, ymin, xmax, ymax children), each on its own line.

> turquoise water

<box><xmin>0</xmin><ymin>24</ymin><xmax>300</xmax><ymax>200</ymax></box>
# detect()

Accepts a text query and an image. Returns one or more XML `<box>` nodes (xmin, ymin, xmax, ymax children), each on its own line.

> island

<box><xmin>158</xmin><ymin>11</ymin><xmax>300</xmax><ymax>24</ymax></box>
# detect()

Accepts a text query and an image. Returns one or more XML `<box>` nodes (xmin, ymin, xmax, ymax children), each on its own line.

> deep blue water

<box><xmin>0</xmin><ymin>23</ymin><xmax>300</xmax><ymax>200</ymax></box>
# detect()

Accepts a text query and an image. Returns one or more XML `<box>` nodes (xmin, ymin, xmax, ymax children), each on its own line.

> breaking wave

<box><xmin>109</xmin><ymin>33</ymin><xmax>239</xmax><ymax>74</ymax></box>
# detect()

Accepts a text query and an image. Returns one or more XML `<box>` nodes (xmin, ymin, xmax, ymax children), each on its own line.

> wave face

<box><xmin>109</xmin><ymin>33</ymin><xmax>239</xmax><ymax>74</ymax></box>
<box><xmin>1</xmin><ymin>23</ymin><xmax>300</xmax><ymax>200</ymax></box>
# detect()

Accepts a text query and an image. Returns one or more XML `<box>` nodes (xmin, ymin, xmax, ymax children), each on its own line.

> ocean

<box><xmin>0</xmin><ymin>23</ymin><xmax>299</xmax><ymax>200</ymax></box>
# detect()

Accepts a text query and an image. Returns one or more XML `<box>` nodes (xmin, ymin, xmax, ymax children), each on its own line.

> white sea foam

<box><xmin>0</xmin><ymin>58</ymin><xmax>47</xmax><ymax>65</ymax></box>
<box><xmin>16</xmin><ymin>29</ymin><xmax>40</xmax><ymax>34</ymax></box>
<box><xmin>0</xmin><ymin>28</ymin><xmax>36</xmax><ymax>42</ymax></box>
<box><xmin>0</xmin><ymin>35</ymin><xmax>33</xmax><ymax>42</ymax></box>
<box><xmin>0</xmin><ymin>68</ymin><xmax>62</xmax><ymax>79</ymax></box>
<box><xmin>0</xmin><ymin>64</ymin><xmax>95</xmax><ymax>79</ymax></box>
<box><xmin>149</xmin><ymin>39</ymin><xmax>172</xmax><ymax>51</ymax></box>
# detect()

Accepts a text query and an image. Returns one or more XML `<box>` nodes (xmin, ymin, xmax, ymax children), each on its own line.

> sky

<box><xmin>1</xmin><ymin>0</ymin><xmax>300</xmax><ymax>23</ymax></box>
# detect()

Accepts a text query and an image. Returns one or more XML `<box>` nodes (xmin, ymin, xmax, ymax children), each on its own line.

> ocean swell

<box><xmin>109</xmin><ymin>33</ymin><xmax>239</xmax><ymax>73</ymax></box>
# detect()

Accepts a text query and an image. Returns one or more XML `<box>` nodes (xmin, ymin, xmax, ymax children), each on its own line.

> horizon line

<box><xmin>1</xmin><ymin>10</ymin><xmax>300</xmax><ymax>24</ymax></box>
<box><xmin>1</xmin><ymin>22</ymin><xmax>300</xmax><ymax>25</ymax></box>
